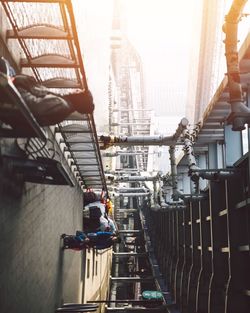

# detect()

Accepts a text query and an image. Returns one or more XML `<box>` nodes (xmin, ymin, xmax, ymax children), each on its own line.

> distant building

<box><xmin>108</xmin><ymin>0</ymin><xmax>152</xmax><ymax>172</ymax></box>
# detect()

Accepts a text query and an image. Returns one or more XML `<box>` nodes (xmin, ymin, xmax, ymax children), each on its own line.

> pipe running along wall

<box><xmin>223</xmin><ymin>0</ymin><xmax>249</xmax><ymax>130</ymax></box>
<box><xmin>115</xmin><ymin>175</ymin><xmax>160</xmax><ymax>182</ymax></box>
<box><xmin>99</xmin><ymin>118</ymin><xmax>188</xmax><ymax>149</ymax></box>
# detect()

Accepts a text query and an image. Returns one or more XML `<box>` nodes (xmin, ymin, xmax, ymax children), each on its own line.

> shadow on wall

<box><xmin>54</xmin><ymin>243</ymin><xmax>65</xmax><ymax>309</ymax></box>
<box><xmin>0</xmin><ymin>140</ymin><xmax>25</xmax><ymax>198</ymax></box>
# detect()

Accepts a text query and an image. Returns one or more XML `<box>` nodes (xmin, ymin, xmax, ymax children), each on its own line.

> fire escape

<box><xmin>0</xmin><ymin>0</ymin><xmax>107</xmax><ymax>193</ymax></box>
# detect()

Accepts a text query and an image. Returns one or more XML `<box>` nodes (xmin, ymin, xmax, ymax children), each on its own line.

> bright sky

<box><xmin>123</xmin><ymin>0</ymin><xmax>201</xmax><ymax>130</ymax></box>
<box><xmin>74</xmin><ymin>0</ymin><xmax>201</xmax><ymax>130</ymax></box>
<box><xmin>73</xmin><ymin>0</ymin><xmax>202</xmax><ymax>174</ymax></box>
<box><xmin>73</xmin><ymin>0</ymin><xmax>250</xmax><ymax>174</ymax></box>
<box><xmin>74</xmin><ymin>0</ymin><xmax>250</xmax><ymax>131</ymax></box>
<box><xmin>123</xmin><ymin>0</ymin><xmax>197</xmax><ymax>52</ymax></box>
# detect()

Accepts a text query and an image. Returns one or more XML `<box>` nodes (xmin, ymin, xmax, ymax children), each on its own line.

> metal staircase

<box><xmin>0</xmin><ymin>0</ymin><xmax>107</xmax><ymax>192</ymax></box>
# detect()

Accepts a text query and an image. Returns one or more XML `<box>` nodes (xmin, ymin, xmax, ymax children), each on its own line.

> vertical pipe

<box><xmin>169</xmin><ymin>146</ymin><xmax>179</xmax><ymax>201</ymax></box>
<box><xmin>223</xmin><ymin>0</ymin><xmax>249</xmax><ymax>130</ymax></box>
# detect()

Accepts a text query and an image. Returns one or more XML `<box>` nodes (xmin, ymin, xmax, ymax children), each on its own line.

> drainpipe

<box><xmin>223</xmin><ymin>0</ymin><xmax>249</xmax><ymax>131</ymax></box>
<box><xmin>183</xmin><ymin>130</ymin><xmax>200</xmax><ymax>182</ymax></box>
<box><xmin>153</xmin><ymin>179</ymin><xmax>158</xmax><ymax>205</ymax></box>
<box><xmin>158</xmin><ymin>180</ymin><xmax>164</xmax><ymax>205</ymax></box>
<box><xmin>169</xmin><ymin>145</ymin><xmax>183</xmax><ymax>201</ymax></box>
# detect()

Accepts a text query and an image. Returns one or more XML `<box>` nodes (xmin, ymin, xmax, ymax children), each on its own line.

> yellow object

<box><xmin>106</xmin><ymin>199</ymin><xmax>113</xmax><ymax>215</ymax></box>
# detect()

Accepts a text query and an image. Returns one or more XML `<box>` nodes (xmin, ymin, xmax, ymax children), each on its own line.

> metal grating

<box><xmin>1</xmin><ymin>0</ymin><xmax>107</xmax><ymax>192</ymax></box>
<box><xmin>58</xmin><ymin>121</ymin><xmax>106</xmax><ymax>190</ymax></box>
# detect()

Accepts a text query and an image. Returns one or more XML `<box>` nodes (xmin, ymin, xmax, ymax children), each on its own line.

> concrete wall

<box><xmin>83</xmin><ymin>249</ymin><xmax>112</xmax><ymax>313</ymax></box>
<box><xmin>0</xmin><ymin>8</ymin><xmax>112</xmax><ymax>313</ymax></box>
<box><xmin>0</xmin><ymin>5</ymin><xmax>21</xmax><ymax>71</ymax></box>
<box><xmin>0</xmin><ymin>159</ymin><xmax>85</xmax><ymax>313</ymax></box>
